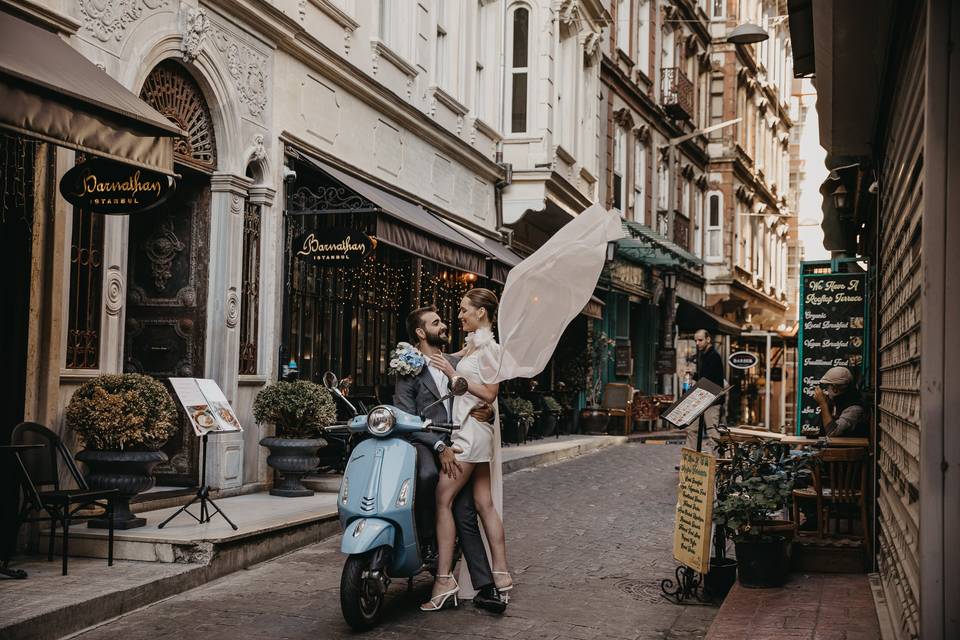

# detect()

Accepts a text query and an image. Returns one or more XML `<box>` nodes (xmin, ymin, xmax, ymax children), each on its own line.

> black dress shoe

<box><xmin>473</xmin><ymin>585</ymin><xmax>507</xmax><ymax>614</ymax></box>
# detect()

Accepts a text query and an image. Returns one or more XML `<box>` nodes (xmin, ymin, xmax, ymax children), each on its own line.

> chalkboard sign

<box><xmin>796</xmin><ymin>271</ymin><xmax>867</xmax><ymax>435</ymax></box>
<box><xmin>615</xmin><ymin>343</ymin><xmax>632</xmax><ymax>376</ymax></box>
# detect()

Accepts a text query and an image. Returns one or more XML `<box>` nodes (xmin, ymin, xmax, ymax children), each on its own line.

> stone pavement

<box><xmin>705</xmin><ymin>573</ymin><xmax>881</xmax><ymax>640</ymax></box>
<box><xmin>70</xmin><ymin>441</ymin><xmax>714</xmax><ymax>640</ymax></box>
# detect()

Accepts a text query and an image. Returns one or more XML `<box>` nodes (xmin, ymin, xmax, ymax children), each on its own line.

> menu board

<box><xmin>673</xmin><ymin>448</ymin><xmax>716</xmax><ymax>574</ymax></box>
<box><xmin>662</xmin><ymin>377</ymin><xmax>723</xmax><ymax>428</ymax></box>
<box><xmin>796</xmin><ymin>272</ymin><xmax>867</xmax><ymax>435</ymax></box>
<box><xmin>169</xmin><ymin>378</ymin><xmax>243</xmax><ymax>436</ymax></box>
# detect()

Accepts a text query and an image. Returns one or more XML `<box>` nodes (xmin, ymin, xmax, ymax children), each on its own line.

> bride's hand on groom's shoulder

<box><xmin>429</xmin><ymin>354</ymin><xmax>456</xmax><ymax>378</ymax></box>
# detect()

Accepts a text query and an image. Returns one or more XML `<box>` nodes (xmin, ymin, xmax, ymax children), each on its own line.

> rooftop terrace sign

<box><xmin>59</xmin><ymin>157</ymin><xmax>173</xmax><ymax>214</ymax></box>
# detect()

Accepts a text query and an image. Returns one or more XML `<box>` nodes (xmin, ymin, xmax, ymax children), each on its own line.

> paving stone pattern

<box><xmin>75</xmin><ymin>442</ymin><xmax>716</xmax><ymax>640</ymax></box>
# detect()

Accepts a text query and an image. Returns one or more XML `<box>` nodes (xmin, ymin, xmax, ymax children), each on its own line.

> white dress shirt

<box><xmin>427</xmin><ymin>360</ymin><xmax>451</xmax><ymax>420</ymax></box>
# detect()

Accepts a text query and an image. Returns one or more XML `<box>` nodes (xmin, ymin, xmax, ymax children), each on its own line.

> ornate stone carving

<box><xmin>140</xmin><ymin>61</ymin><xmax>218</xmax><ymax>169</ymax></box>
<box><xmin>79</xmin><ymin>0</ymin><xmax>171</xmax><ymax>43</ymax></box>
<box><xmin>177</xmin><ymin>286</ymin><xmax>196</xmax><ymax>306</ymax></box>
<box><xmin>181</xmin><ymin>7</ymin><xmax>210</xmax><ymax>63</ymax></box>
<box><xmin>344</xmin><ymin>28</ymin><xmax>352</xmax><ymax>54</ymax></box>
<box><xmin>209</xmin><ymin>23</ymin><xmax>268</xmax><ymax>118</ymax></box>
<box><xmin>225</xmin><ymin>287</ymin><xmax>240</xmax><ymax>329</ymax></box>
<box><xmin>144</xmin><ymin>218</ymin><xmax>185</xmax><ymax>291</ymax></box>
<box><xmin>246</xmin><ymin>134</ymin><xmax>266</xmax><ymax>168</ymax></box>
<box><xmin>298</xmin><ymin>0</ymin><xmax>306</xmax><ymax>22</ymax></box>
<box><xmin>105</xmin><ymin>267</ymin><xmax>125</xmax><ymax>316</ymax></box>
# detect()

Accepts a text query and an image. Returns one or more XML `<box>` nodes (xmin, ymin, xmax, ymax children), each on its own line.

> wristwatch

<box><xmin>435</xmin><ymin>442</ymin><xmax>447</xmax><ymax>454</ymax></box>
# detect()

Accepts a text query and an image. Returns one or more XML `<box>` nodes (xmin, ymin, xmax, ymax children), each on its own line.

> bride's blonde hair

<box><xmin>464</xmin><ymin>288</ymin><xmax>498</xmax><ymax>325</ymax></box>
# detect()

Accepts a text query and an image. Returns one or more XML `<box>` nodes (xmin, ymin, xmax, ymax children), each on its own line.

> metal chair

<box><xmin>601</xmin><ymin>383</ymin><xmax>634</xmax><ymax>435</ymax></box>
<box><xmin>791</xmin><ymin>447</ymin><xmax>869</xmax><ymax>555</ymax></box>
<box><xmin>11</xmin><ymin>422</ymin><xmax>116</xmax><ymax>576</ymax></box>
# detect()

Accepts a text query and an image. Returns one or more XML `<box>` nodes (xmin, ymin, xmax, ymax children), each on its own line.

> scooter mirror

<box><xmin>322</xmin><ymin>371</ymin><xmax>338</xmax><ymax>390</ymax></box>
<box><xmin>450</xmin><ymin>376</ymin><xmax>468</xmax><ymax>396</ymax></box>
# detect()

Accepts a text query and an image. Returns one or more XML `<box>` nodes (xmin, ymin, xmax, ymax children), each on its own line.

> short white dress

<box><xmin>450</xmin><ymin>329</ymin><xmax>500</xmax><ymax>464</ymax></box>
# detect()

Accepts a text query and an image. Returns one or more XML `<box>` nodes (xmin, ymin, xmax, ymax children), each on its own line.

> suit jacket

<box><xmin>393</xmin><ymin>353</ymin><xmax>461</xmax><ymax>449</ymax></box>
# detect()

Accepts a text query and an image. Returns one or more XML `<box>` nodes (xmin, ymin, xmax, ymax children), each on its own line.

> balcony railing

<box><xmin>661</xmin><ymin>67</ymin><xmax>694</xmax><ymax>121</ymax></box>
<box><xmin>673</xmin><ymin>214</ymin><xmax>690</xmax><ymax>251</ymax></box>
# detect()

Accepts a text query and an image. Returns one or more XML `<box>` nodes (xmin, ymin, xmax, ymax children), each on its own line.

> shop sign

<box><xmin>656</xmin><ymin>347</ymin><xmax>677</xmax><ymax>374</ymax></box>
<box><xmin>615</xmin><ymin>343</ymin><xmax>632</xmax><ymax>377</ymax></box>
<box><xmin>59</xmin><ymin>157</ymin><xmax>173</xmax><ymax>215</ymax></box>
<box><xmin>293</xmin><ymin>227</ymin><xmax>376</xmax><ymax>266</ymax></box>
<box><xmin>728</xmin><ymin>351</ymin><xmax>759</xmax><ymax>370</ymax></box>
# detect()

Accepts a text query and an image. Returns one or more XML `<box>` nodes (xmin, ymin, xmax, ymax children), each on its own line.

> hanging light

<box><xmin>832</xmin><ymin>183</ymin><xmax>850</xmax><ymax>212</ymax></box>
<box><xmin>727</xmin><ymin>23</ymin><xmax>769</xmax><ymax>45</ymax></box>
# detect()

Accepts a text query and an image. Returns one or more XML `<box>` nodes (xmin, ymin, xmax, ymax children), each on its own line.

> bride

<box><xmin>421</xmin><ymin>288</ymin><xmax>510</xmax><ymax>611</ymax></box>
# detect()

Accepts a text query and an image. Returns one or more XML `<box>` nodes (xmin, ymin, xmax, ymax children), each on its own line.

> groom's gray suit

<box><xmin>394</xmin><ymin>354</ymin><xmax>494</xmax><ymax>592</ymax></box>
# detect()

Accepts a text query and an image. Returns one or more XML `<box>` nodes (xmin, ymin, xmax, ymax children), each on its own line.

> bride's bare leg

<box><xmin>431</xmin><ymin>462</ymin><xmax>475</xmax><ymax>601</ymax></box>
<box><xmin>472</xmin><ymin>463</ymin><xmax>508</xmax><ymax>577</ymax></box>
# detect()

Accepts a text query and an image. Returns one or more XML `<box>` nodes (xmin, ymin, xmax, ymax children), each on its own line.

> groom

<box><xmin>394</xmin><ymin>305</ymin><xmax>506</xmax><ymax>614</ymax></box>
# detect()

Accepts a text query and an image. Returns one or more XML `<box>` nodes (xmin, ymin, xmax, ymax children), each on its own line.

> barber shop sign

<box><xmin>293</xmin><ymin>228</ymin><xmax>377</xmax><ymax>266</ymax></box>
<box><xmin>59</xmin><ymin>157</ymin><xmax>174</xmax><ymax>214</ymax></box>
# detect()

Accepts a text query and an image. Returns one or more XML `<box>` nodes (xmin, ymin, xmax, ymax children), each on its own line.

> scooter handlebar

<box><xmin>425</xmin><ymin>423</ymin><xmax>460</xmax><ymax>434</ymax></box>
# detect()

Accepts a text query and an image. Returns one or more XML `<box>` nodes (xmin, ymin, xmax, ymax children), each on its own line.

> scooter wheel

<box><xmin>340</xmin><ymin>553</ymin><xmax>384</xmax><ymax>631</ymax></box>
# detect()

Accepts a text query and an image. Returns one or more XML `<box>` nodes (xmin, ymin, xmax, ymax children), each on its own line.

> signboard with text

<box><xmin>796</xmin><ymin>269</ymin><xmax>868</xmax><ymax>435</ymax></box>
<box><xmin>728</xmin><ymin>351</ymin><xmax>759</xmax><ymax>370</ymax></box>
<box><xmin>59</xmin><ymin>157</ymin><xmax>174</xmax><ymax>214</ymax></box>
<box><xmin>673</xmin><ymin>448</ymin><xmax>716</xmax><ymax>574</ymax></box>
<box><xmin>293</xmin><ymin>227</ymin><xmax>376</xmax><ymax>266</ymax></box>
<box><xmin>169</xmin><ymin>378</ymin><xmax>243</xmax><ymax>437</ymax></box>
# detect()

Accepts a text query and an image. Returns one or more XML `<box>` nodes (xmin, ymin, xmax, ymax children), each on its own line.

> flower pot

<box><xmin>704</xmin><ymin>557</ymin><xmax>738</xmax><ymax>600</ymax></box>
<box><xmin>734</xmin><ymin>536</ymin><xmax>790</xmax><ymax>588</ymax></box>
<box><xmin>75</xmin><ymin>449</ymin><xmax>168</xmax><ymax>529</ymax></box>
<box><xmin>755</xmin><ymin>519</ymin><xmax>795</xmax><ymax>542</ymax></box>
<box><xmin>260</xmin><ymin>437</ymin><xmax>327</xmax><ymax>497</ymax></box>
<box><xmin>579</xmin><ymin>408</ymin><xmax>609</xmax><ymax>434</ymax></box>
<box><xmin>537</xmin><ymin>412</ymin><xmax>558</xmax><ymax>438</ymax></box>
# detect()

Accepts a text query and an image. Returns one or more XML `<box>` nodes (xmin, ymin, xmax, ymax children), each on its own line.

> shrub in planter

<box><xmin>538</xmin><ymin>395</ymin><xmax>561</xmax><ymax>437</ymax></box>
<box><xmin>66</xmin><ymin>373</ymin><xmax>178</xmax><ymax>528</ymax></box>
<box><xmin>500</xmin><ymin>396</ymin><xmax>535</xmax><ymax>444</ymax></box>
<box><xmin>253</xmin><ymin>381</ymin><xmax>336</xmax><ymax>497</ymax></box>
<box><xmin>713</xmin><ymin>441</ymin><xmax>814</xmax><ymax>588</ymax></box>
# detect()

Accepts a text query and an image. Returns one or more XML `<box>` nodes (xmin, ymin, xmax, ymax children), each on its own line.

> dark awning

<box><xmin>296</xmin><ymin>153</ymin><xmax>490</xmax><ymax>275</ymax></box>
<box><xmin>676</xmin><ymin>297</ymin><xmax>741</xmax><ymax>336</ymax></box>
<box><xmin>0</xmin><ymin>11</ymin><xmax>183</xmax><ymax>175</ymax></box>
<box><xmin>442</xmin><ymin>220</ymin><xmax>526</xmax><ymax>284</ymax></box>
<box><xmin>618</xmin><ymin>220</ymin><xmax>703</xmax><ymax>270</ymax></box>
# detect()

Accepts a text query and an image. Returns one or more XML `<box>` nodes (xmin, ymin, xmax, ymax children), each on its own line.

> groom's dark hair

<box><xmin>406</xmin><ymin>305</ymin><xmax>438</xmax><ymax>343</ymax></box>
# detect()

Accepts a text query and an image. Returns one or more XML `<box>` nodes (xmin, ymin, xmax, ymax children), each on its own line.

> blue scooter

<box><xmin>323</xmin><ymin>372</ymin><xmax>467</xmax><ymax>631</ymax></box>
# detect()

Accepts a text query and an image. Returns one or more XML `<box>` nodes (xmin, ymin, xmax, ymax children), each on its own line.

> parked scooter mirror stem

<box><xmin>323</xmin><ymin>370</ymin><xmax>359</xmax><ymax>416</ymax></box>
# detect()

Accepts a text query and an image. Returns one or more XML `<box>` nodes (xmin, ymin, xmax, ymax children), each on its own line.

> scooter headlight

<box><xmin>367</xmin><ymin>406</ymin><xmax>396</xmax><ymax>436</ymax></box>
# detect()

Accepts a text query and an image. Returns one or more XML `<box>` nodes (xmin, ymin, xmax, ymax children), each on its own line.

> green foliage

<box><xmin>253</xmin><ymin>381</ymin><xmax>337</xmax><ymax>439</ymax></box>
<box><xmin>713</xmin><ymin>441</ymin><xmax>815</xmax><ymax>541</ymax></box>
<box><xmin>501</xmin><ymin>396</ymin><xmax>536</xmax><ymax>429</ymax></box>
<box><xmin>66</xmin><ymin>374</ymin><xmax>178</xmax><ymax>451</ymax></box>
<box><xmin>587</xmin><ymin>332</ymin><xmax>617</xmax><ymax>408</ymax></box>
<box><xmin>542</xmin><ymin>395</ymin><xmax>562</xmax><ymax>413</ymax></box>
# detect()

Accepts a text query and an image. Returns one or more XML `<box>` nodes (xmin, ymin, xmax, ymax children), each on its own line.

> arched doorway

<box><xmin>124</xmin><ymin>60</ymin><xmax>218</xmax><ymax>486</ymax></box>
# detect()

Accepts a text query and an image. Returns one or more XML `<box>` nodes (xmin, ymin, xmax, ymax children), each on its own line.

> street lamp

<box><xmin>662</xmin><ymin>270</ymin><xmax>677</xmax><ymax>289</ymax></box>
<box><xmin>726</xmin><ymin>23</ymin><xmax>770</xmax><ymax>45</ymax></box>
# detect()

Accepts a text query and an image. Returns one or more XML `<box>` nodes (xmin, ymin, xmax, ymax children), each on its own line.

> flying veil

<box><xmin>455</xmin><ymin>203</ymin><xmax>623</xmax><ymax>599</ymax></box>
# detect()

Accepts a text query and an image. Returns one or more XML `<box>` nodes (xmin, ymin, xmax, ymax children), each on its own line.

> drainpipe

<box><xmin>495</xmin><ymin>0</ymin><xmax>509</xmax><ymax>232</ymax></box>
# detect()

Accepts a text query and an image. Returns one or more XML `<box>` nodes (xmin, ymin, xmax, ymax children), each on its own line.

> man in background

<box><xmin>685</xmin><ymin>329</ymin><xmax>725</xmax><ymax>453</ymax></box>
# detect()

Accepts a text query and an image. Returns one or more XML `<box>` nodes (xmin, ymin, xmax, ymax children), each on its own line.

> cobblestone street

<box><xmin>73</xmin><ymin>442</ymin><xmax>716</xmax><ymax>640</ymax></box>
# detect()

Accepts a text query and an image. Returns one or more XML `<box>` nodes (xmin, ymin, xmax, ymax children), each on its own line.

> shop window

<box><xmin>616</xmin><ymin>0</ymin><xmax>630</xmax><ymax>56</ymax></box>
<box><xmin>66</xmin><ymin>155</ymin><xmax>104</xmax><ymax>370</ymax></box>
<box><xmin>509</xmin><ymin>6</ymin><xmax>530</xmax><ymax>133</ymax></box>
<box><xmin>706</xmin><ymin>191</ymin><xmax>723</xmax><ymax>261</ymax></box>
<box><xmin>238</xmin><ymin>200</ymin><xmax>261</xmax><ymax>376</ymax></box>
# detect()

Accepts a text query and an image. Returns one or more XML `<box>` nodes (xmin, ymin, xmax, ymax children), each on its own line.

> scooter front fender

<box><xmin>340</xmin><ymin>518</ymin><xmax>395</xmax><ymax>555</ymax></box>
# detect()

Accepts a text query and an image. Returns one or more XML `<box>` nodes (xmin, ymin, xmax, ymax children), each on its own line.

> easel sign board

<box><xmin>169</xmin><ymin>378</ymin><xmax>243</xmax><ymax>436</ymax></box>
<box><xmin>661</xmin><ymin>378</ymin><xmax>726</xmax><ymax>428</ymax></box>
<box><xmin>673</xmin><ymin>448</ymin><xmax>717</xmax><ymax>575</ymax></box>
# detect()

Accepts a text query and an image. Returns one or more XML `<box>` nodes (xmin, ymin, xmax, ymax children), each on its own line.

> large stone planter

<box><xmin>75</xmin><ymin>449</ymin><xmax>168</xmax><ymax>529</ymax></box>
<box><xmin>579</xmin><ymin>408</ymin><xmax>609</xmax><ymax>434</ymax></box>
<box><xmin>260</xmin><ymin>437</ymin><xmax>327</xmax><ymax>497</ymax></box>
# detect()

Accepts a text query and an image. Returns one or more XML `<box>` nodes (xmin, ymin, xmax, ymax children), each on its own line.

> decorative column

<box><xmin>204</xmin><ymin>173</ymin><xmax>251</xmax><ymax>491</ymax></box>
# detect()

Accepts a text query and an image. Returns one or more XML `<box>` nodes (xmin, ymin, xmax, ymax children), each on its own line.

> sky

<box><xmin>795</xmin><ymin>82</ymin><xmax>831</xmax><ymax>262</ymax></box>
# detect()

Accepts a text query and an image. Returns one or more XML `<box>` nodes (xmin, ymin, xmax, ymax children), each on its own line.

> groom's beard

<box><xmin>424</xmin><ymin>331</ymin><xmax>448</xmax><ymax>349</ymax></box>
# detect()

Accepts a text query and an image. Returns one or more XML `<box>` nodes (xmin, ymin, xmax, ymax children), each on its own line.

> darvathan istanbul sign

<box><xmin>60</xmin><ymin>158</ymin><xmax>174</xmax><ymax>215</ymax></box>
<box><xmin>294</xmin><ymin>228</ymin><xmax>377</xmax><ymax>266</ymax></box>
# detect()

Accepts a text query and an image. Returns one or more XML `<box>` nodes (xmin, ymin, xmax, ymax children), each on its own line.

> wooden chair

<box><xmin>791</xmin><ymin>447</ymin><xmax>869</xmax><ymax>556</ymax></box>
<box><xmin>601</xmin><ymin>383</ymin><xmax>634</xmax><ymax>435</ymax></box>
<box><xmin>11</xmin><ymin>422</ymin><xmax>116</xmax><ymax>576</ymax></box>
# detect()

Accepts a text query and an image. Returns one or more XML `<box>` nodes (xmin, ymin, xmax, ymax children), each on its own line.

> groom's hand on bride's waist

<box><xmin>470</xmin><ymin>402</ymin><xmax>495</xmax><ymax>424</ymax></box>
<box><xmin>440</xmin><ymin>446</ymin><xmax>463</xmax><ymax>479</ymax></box>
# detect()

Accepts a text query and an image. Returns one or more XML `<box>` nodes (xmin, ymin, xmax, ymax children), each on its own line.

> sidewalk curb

<box><xmin>502</xmin><ymin>436</ymin><xmax>629</xmax><ymax>474</ymax></box>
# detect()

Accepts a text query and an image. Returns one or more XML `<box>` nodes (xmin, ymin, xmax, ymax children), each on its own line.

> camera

<box><xmin>282</xmin><ymin>165</ymin><xmax>297</xmax><ymax>183</ymax></box>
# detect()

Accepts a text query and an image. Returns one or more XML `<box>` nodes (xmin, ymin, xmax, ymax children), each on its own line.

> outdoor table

<box><xmin>1</xmin><ymin>443</ymin><xmax>44</xmax><ymax>579</ymax></box>
<box><xmin>825</xmin><ymin>437</ymin><xmax>869</xmax><ymax>448</ymax></box>
<box><xmin>722</xmin><ymin>426</ymin><xmax>785</xmax><ymax>441</ymax></box>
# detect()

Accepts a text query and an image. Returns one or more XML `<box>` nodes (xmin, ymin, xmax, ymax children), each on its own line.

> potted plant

<box><xmin>539</xmin><ymin>395</ymin><xmax>562</xmax><ymax>437</ymax></box>
<box><xmin>580</xmin><ymin>332</ymin><xmax>616</xmax><ymax>433</ymax></box>
<box><xmin>254</xmin><ymin>380</ymin><xmax>335</xmax><ymax>497</ymax></box>
<box><xmin>712</xmin><ymin>441</ymin><xmax>813</xmax><ymax>588</ymax></box>
<box><xmin>66</xmin><ymin>373</ymin><xmax>178</xmax><ymax>529</ymax></box>
<box><xmin>500</xmin><ymin>396</ymin><xmax>535</xmax><ymax>444</ymax></box>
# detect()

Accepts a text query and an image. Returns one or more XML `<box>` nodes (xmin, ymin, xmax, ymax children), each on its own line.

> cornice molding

<box><xmin>1</xmin><ymin>0</ymin><xmax>79</xmax><ymax>34</ymax></box>
<box><xmin>307</xmin><ymin>0</ymin><xmax>359</xmax><ymax>31</ymax></box>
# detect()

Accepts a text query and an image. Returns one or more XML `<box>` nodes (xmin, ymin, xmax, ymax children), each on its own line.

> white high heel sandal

<box><xmin>493</xmin><ymin>571</ymin><xmax>513</xmax><ymax>602</ymax></box>
<box><xmin>420</xmin><ymin>575</ymin><xmax>459</xmax><ymax>612</ymax></box>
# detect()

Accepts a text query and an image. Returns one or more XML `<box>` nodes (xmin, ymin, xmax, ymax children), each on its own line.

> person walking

<box><xmin>686</xmin><ymin>329</ymin><xmax>725</xmax><ymax>453</ymax></box>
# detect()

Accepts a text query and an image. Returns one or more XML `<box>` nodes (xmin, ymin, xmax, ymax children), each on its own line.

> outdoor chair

<box><xmin>601</xmin><ymin>383</ymin><xmax>634</xmax><ymax>435</ymax></box>
<box><xmin>11</xmin><ymin>422</ymin><xmax>116</xmax><ymax>576</ymax></box>
<box><xmin>791</xmin><ymin>447</ymin><xmax>870</xmax><ymax>556</ymax></box>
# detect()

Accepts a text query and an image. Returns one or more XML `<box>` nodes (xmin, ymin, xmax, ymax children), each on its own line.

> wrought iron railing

<box><xmin>661</xmin><ymin>67</ymin><xmax>694</xmax><ymax>121</ymax></box>
<box><xmin>673</xmin><ymin>214</ymin><xmax>690</xmax><ymax>251</ymax></box>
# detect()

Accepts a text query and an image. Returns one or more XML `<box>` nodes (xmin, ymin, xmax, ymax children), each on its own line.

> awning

<box><xmin>0</xmin><ymin>11</ymin><xmax>183</xmax><ymax>175</ymax></box>
<box><xmin>676</xmin><ymin>297</ymin><xmax>741</xmax><ymax>336</ymax></box>
<box><xmin>581</xmin><ymin>295</ymin><xmax>605</xmax><ymax>320</ymax></box>
<box><xmin>296</xmin><ymin>153</ymin><xmax>490</xmax><ymax>275</ymax></box>
<box><xmin>444</xmin><ymin>221</ymin><xmax>526</xmax><ymax>284</ymax></box>
<box><xmin>618</xmin><ymin>220</ymin><xmax>703</xmax><ymax>270</ymax></box>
